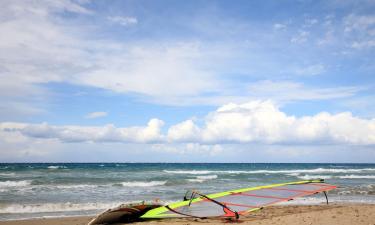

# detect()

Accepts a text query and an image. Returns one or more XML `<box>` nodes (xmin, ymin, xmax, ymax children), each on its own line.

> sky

<box><xmin>0</xmin><ymin>0</ymin><xmax>375</xmax><ymax>163</ymax></box>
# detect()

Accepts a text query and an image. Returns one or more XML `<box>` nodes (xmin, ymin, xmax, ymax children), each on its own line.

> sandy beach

<box><xmin>1</xmin><ymin>204</ymin><xmax>374</xmax><ymax>225</ymax></box>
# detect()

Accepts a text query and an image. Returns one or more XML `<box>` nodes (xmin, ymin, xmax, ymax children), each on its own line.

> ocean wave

<box><xmin>54</xmin><ymin>184</ymin><xmax>98</xmax><ymax>189</ymax></box>
<box><xmin>164</xmin><ymin>170</ymin><xmax>213</xmax><ymax>175</ymax></box>
<box><xmin>296</xmin><ymin>175</ymin><xmax>333</xmax><ymax>180</ymax></box>
<box><xmin>0</xmin><ymin>202</ymin><xmax>121</xmax><ymax>214</ymax></box>
<box><xmin>187</xmin><ymin>175</ymin><xmax>218</xmax><ymax>183</ymax></box>
<box><xmin>47</xmin><ymin>166</ymin><xmax>67</xmax><ymax>169</ymax></box>
<box><xmin>120</xmin><ymin>181</ymin><xmax>167</xmax><ymax>187</ymax></box>
<box><xmin>338</xmin><ymin>175</ymin><xmax>375</xmax><ymax>179</ymax></box>
<box><xmin>187</xmin><ymin>179</ymin><xmax>205</xmax><ymax>183</ymax></box>
<box><xmin>196</xmin><ymin>175</ymin><xmax>218</xmax><ymax>180</ymax></box>
<box><xmin>287</xmin><ymin>172</ymin><xmax>301</xmax><ymax>177</ymax></box>
<box><xmin>0</xmin><ymin>180</ymin><xmax>31</xmax><ymax>188</ymax></box>
<box><xmin>164</xmin><ymin>168</ymin><xmax>375</xmax><ymax>175</ymax></box>
<box><xmin>0</xmin><ymin>172</ymin><xmax>16</xmax><ymax>177</ymax></box>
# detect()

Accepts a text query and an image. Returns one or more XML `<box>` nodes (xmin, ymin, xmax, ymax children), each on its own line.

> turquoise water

<box><xmin>1</xmin><ymin>163</ymin><xmax>375</xmax><ymax>220</ymax></box>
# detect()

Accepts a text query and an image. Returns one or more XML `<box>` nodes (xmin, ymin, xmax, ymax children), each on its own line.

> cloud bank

<box><xmin>2</xmin><ymin>101</ymin><xmax>374</xmax><ymax>145</ymax></box>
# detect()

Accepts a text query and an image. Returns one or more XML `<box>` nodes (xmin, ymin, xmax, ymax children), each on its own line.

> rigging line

<box><xmin>165</xmin><ymin>192</ymin><xmax>239</xmax><ymax>219</ymax></box>
<box><xmin>165</xmin><ymin>205</ymin><xmax>203</xmax><ymax>219</ymax></box>
<box><xmin>196</xmin><ymin>192</ymin><xmax>239</xmax><ymax>219</ymax></box>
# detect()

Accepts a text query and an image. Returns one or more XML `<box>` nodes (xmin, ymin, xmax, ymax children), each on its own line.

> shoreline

<box><xmin>1</xmin><ymin>203</ymin><xmax>374</xmax><ymax>225</ymax></box>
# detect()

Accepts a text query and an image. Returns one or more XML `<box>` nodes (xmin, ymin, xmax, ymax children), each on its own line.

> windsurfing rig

<box><xmin>140</xmin><ymin>179</ymin><xmax>337</xmax><ymax>221</ymax></box>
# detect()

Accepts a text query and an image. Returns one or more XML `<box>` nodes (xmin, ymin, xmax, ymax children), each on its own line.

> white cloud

<box><xmin>107</xmin><ymin>16</ymin><xmax>138</xmax><ymax>26</ymax></box>
<box><xmin>344</xmin><ymin>14</ymin><xmax>375</xmax><ymax>33</ymax></box>
<box><xmin>85</xmin><ymin>111</ymin><xmax>108</xmax><ymax>119</ymax></box>
<box><xmin>167</xmin><ymin>120</ymin><xmax>201</xmax><ymax>142</ymax></box>
<box><xmin>168</xmin><ymin>101</ymin><xmax>375</xmax><ymax>145</ymax></box>
<box><xmin>0</xmin><ymin>0</ymin><xmax>93</xmax><ymax>116</ymax></box>
<box><xmin>317</xmin><ymin>30</ymin><xmax>334</xmax><ymax>46</ymax></box>
<box><xmin>303</xmin><ymin>18</ymin><xmax>318</xmax><ymax>28</ymax></box>
<box><xmin>0</xmin><ymin>1</ymin><xmax>225</xmax><ymax>109</ymax></box>
<box><xmin>295</xmin><ymin>64</ymin><xmax>325</xmax><ymax>76</ymax></box>
<box><xmin>2</xmin><ymin>101</ymin><xmax>375</xmax><ymax>145</ymax></box>
<box><xmin>344</xmin><ymin>14</ymin><xmax>375</xmax><ymax>49</ymax></box>
<box><xmin>2</xmin><ymin>119</ymin><xmax>164</xmax><ymax>143</ymax></box>
<box><xmin>0</xmin><ymin>0</ymin><xmax>370</xmax><ymax>113</ymax></box>
<box><xmin>246</xmin><ymin>80</ymin><xmax>360</xmax><ymax>103</ymax></box>
<box><xmin>273</xmin><ymin>23</ymin><xmax>287</xmax><ymax>30</ymax></box>
<box><xmin>76</xmin><ymin>43</ymin><xmax>220</xmax><ymax>101</ymax></box>
<box><xmin>351</xmin><ymin>40</ymin><xmax>375</xmax><ymax>49</ymax></box>
<box><xmin>290</xmin><ymin>30</ymin><xmax>309</xmax><ymax>44</ymax></box>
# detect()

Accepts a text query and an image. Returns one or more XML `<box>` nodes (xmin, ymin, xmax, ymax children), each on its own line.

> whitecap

<box><xmin>338</xmin><ymin>175</ymin><xmax>375</xmax><ymax>179</ymax></box>
<box><xmin>47</xmin><ymin>166</ymin><xmax>67</xmax><ymax>169</ymax></box>
<box><xmin>297</xmin><ymin>175</ymin><xmax>333</xmax><ymax>180</ymax></box>
<box><xmin>163</xmin><ymin>170</ymin><xmax>213</xmax><ymax>175</ymax></box>
<box><xmin>165</xmin><ymin>168</ymin><xmax>375</xmax><ymax>175</ymax></box>
<box><xmin>121</xmin><ymin>181</ymin><xmax>167</xmax><ymax>187</ymax></box>
<box><xmin>0</xmin><ymin>180</ymin><xmax>31</xmax><ymax>188</ymax></box>
<box><xmin>187</xmin><ymin>179</ymin><xmax>205</xmax><ymax>183</ymax></box>
<box><xmin>196</xmin><ymin>175</ymin><xmax>218</xmax><ymax>180</ymax></box>
<box><xmin>0</xmin><ymin>172</ymin><xmax>16</xmax><ymax>177</ymax></box>
<box><xmin>226</xmin><ymin>168</ymin><xmax>375</xmax><ymax>174</ymax></box>
<box><xmin>0</xmin><ymin>202</ymin><xmax>122</xmax><ymax>214</ymax></box>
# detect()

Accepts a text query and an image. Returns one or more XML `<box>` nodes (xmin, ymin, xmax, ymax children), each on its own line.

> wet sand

<box><xmin>1</xmin><ymin>204</ymin><xmax>374</xmax><ymax>225</ymax></box>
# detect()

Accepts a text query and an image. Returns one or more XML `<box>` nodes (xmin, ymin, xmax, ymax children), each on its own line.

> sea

<box><xmin>1</xmin><ymin>163</ymin><xmax>375</xmax><ymax>221</ymax></box>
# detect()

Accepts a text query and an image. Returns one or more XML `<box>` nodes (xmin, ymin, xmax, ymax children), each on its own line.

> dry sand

<box><xmin>1</xmin><ymin>204</ymin><xmax>374</xmax><ymax>225</ymax></box>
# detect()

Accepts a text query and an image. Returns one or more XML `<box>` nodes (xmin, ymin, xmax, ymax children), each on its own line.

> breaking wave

<box><xmin>0</xmin><ymin>202</ymin><xmax>121</xmax><ymax>214</ymax></box>
<box><xmin>338</xmin><ymin>175</ymin><xmax>375</xmax><ymax>179</ymax></box>
<box><xmin>0</xmin><ymin>180</ymin><xmax>31</xmax><ymax>188</ymax></box>
<box><xmin>0</xmin><ymin>172</ymin><xmax>15</xmax><ymax>177</ymax></box>
<box><xmin>164</xmin><ymin>168</ymin><xmax>375</xmax><ymax>175</ymax></box>
<box><xmin>164</xmin><ymin>170</ymin><xmax>213</xmax><ymax>175</ymax></box>
<box><xmin>296</xmin><ymin>175</ymin><xmax>333</xmax><ymax>180</ymax></box>
<box><xmin>47</xmin><ymin>166</ymin><xmax>67</xmax><ymax>169</ymax></box>
<box><xmin>196</xmin><ymin>175</ymin><xmax>218</xmax><ymax>180</ymax></box>
<box><xmin>120</xmin><ymin>181</ymin><xmax>167</xmax><ymax>187</ymax></box>
<box><xmin>187</xmin><ymin>175</ymin><xmax>218</xmax><ymax>183</ymax></box>
<box><xmin>54</xmin><ymin>184</ymin><xmax>98</xmax><ymax>189</ymax></box>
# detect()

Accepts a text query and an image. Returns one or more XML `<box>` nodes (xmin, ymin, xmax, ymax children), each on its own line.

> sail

<box><xmin>140</xmin><ymin>179</ymin><xmax>336</xmax><ymax>219</ymax></box>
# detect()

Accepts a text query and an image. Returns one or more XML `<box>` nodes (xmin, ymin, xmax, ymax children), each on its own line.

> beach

<box><xmin>1</xmin><ymin>204</ymin><xmax>374</xmax><ymax>225</ymax></box>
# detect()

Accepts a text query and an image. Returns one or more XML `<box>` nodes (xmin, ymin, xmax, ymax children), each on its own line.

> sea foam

<box><xmin>0</xmin><ymin>180</ymin><xmax>31</xmax><ymax>188</ymax></box>
<box><xmin>120</xmin><ymin>181</ymin><xmax>167</xmax><ymax>187</ymax></box>
<box><xmin>47</xmin><ymin>166</ymin><xmax>67</xmax><ymax>169</ymax></box>
<box><xmin>164</xmin><ymin>168</ymin><xmax>375</xmax><ymax>175</ymax></box>
<box><xmin>0</xmin><ymin>202</ymin><xmax>121</xmax><ymax>214</ymax></box>
<box><xmin>338</xmin><ymin>175</ymin><xmax>375</xmax><ymax>179</ymax></box>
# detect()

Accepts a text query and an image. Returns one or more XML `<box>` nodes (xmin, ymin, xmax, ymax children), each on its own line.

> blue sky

<box><xmin>0</xmin><ymin>0</ymin><xmax>374</xmax><ymax>162</ymax></box>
